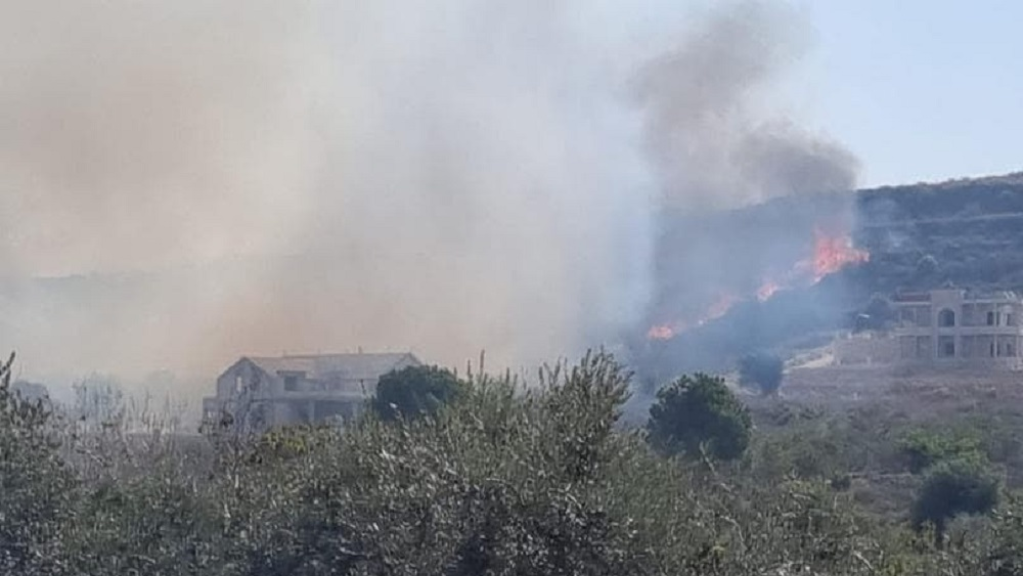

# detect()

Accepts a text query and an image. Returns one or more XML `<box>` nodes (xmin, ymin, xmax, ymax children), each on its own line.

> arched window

<box><xmin>938</xmin><ymin>308</ymin><xmax>955</xmax><ymax>327</ymax></box>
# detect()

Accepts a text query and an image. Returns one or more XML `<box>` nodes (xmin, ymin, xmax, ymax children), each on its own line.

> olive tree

<box><xmin>646</xmin><ymin>373</ymin><xmax>752</xmax><ymax>460</ymax></box>
<box><xmin>912</xmin><ymin>457</ymin><xmax>999</xmax><ymax>547</ymax></box>
<box><xmin>0</xmin><ymin>353</ymin><xmax>76</xmax><ymax>575</ymax></box>
<box><xmin>371</xmin><ymin>365</ymin><xmax>466</xmax><ymax>421</ymax></box>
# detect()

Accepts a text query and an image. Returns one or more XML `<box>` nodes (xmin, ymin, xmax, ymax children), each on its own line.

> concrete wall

<box><xmin>890</xmin><ymin>290</ymin><xmax>1022</xmax><ymax>368</ymax></box>
<box><xmin>833</xmin><ymin>333</ymin><xmax>901</xmax><ymax>366</ymax></box>
<box><xmin>832</xmin><ymin>291</ymin><xmax>1022</xmax><ymax>371</ymax></box>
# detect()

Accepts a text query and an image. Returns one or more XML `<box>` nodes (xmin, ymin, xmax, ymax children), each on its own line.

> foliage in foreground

<box><xmin>646</xmin><ymin>372</ymin><xmax>752</xmax><ymax>460</ymax></box>
<box><xmin>0</xmin><ymin>353</ymin><xmax>75</xmax><ymax>575</ymax></box>
<box><xmin>0</xmin><ymin>349</ymin><xmax>1019</xmax><ymax>576</ymax></box>
<box><xmin>370</xmin><ymin>364</ymin><xmax>465</xmax><ymax>422</ymax></box>
<box><xmin>911</xmin><ymin>457</ymin><xmax>1000</xmax><ymax>546</ymax></box>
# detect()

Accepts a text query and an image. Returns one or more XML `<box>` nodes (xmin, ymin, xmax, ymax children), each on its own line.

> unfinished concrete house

<box><xmin>834</xmin><ymin>288</ymin><xmax>1022</xmax><ymax>369</ymax></box>
<box><xmin>891</xmin><ymin>288</ymin><xmax>1022</xmax><ymax>368</ymax></box>
<box><xmin>202</xmin><ymin>352</ymin><xmax>421</xmax><ymax>430</ymax></box>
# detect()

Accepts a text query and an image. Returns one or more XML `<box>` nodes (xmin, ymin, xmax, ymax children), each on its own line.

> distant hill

<box><xmin>853</xmin><ymin>172</ymin><xmax>1021</xmax><ymax>293</ymax></box>
<box><xmin>2</xmin><ymin>173</ymin><xmax>1019</xmax><ymax>386</ymax></box>
<box><xmin>633</xmin><ymin>172</ymin><xmax>1023</xmax><ymax>382</ymax></box>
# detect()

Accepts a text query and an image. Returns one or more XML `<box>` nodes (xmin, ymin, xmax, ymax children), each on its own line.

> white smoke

<box><xmin>0</xmin><ymin>0</ymin><xmax>654</xmax><ymax>382</ymax></box>
<box><xmin>636</xmin><ymin>1</ymin><xmax>860</xmax><ymax>209</ymax></box>
<box><xmin>0</xmin><ymin>0</ymin><xmax>856</xmax><ymax>391</ymax></box>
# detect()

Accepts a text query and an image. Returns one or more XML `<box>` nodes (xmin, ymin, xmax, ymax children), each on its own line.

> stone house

<box><xmin>892</xmin><ymin>288</ymin><xmax>1021</xmax><ymax>368</ymax></box>
<box><xmin>202</xmin><ymin>352</ymin><xmax>421</xmax><ymax>430</ymax></box>
<box><xmin>833</xmin><ymin>288</ymin><xmax>1022</xmax><ymax>369</ymax></box>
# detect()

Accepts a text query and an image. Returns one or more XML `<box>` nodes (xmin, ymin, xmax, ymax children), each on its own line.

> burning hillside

<box><xmin>647</xmin><ymin>293</ymin><xmax>739</xmax><ymax>340</ymax></box>
<box><xmin>0</xmin><ymin>0</ymin><xmax>880</xmax><ymax>386</ymax></box>
<box><xmin>633</xmin><ymin>173</ymin><xmax>1021</xmax><ymax>383</ymax></box>
<box><xmin>647</xmin><ymin>226</ymin><xmax>869</xmax><ymax>340</ymax></box>
<box><xmin>809</xmin><ymin>228</ymin><xmax>871</xmax><ymax>281</ymax></box>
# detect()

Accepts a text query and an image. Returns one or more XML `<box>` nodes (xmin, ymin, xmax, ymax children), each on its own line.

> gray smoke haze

<box><xmin>0</xmin><ymin>1</ymin><xmax>857</xmax><ymax>392</ymax></box>
<box><xmin>636</xmin><ymin>2</ymin><xmax>860</xmax><ymax>209</ymax></box>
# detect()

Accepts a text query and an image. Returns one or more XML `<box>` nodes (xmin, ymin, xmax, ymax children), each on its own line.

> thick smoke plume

<box><xmin>0</xmin><ymin>1</ymin><xmax>858</xmax><ymax>394</ymax></box>
<box><xmin>0</xmin><ymin>0</ymin><xmax>653</xmax><ymax>384</ymax></box>
<box><xmin>634</xmin><ymin>2</ymin><xmax>863</xmax><ymax>347</ymax></box>
<box><xmin>636</xmin><ymin>2</ymin><xmax>860</xmax><ymax>209</ymax></box>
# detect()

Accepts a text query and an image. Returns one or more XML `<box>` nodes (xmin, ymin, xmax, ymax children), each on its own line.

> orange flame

<box><xmin>809</xmin><ymin>227</ymin><xmax>870</xmax><ymax>282</ymax></box>
<box><xmin>703</xmin><ymin>293</ymin><xmax>739</xmax><ymax>322</ymax></box>
<box><xmin>647</xmin><ymin>324</ymin><xmax>677</xmax><ymax>340</ymax></box>
<box><xmin>646</xmin><ymin>226</ymin><xmax>869</xmax><ymax>340</ymax></box>
<box><xmin>756</xmin><ymin>280</ymin><xmax>780</xmax><ymax>302</ymax></box>
<box><xmin>646</xmin><ymin>294</ymin><xmax>737</xmax><ymax>340</ymax></box>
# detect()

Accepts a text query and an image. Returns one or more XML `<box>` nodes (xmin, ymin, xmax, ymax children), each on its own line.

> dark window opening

<box><xmin>284</xmin><ymin>376</ymin><xmax>299</xmax><ymax>392</ymax></box>
<box><xmin>938</xmin><ymin>309</ymin><xmax>955</xmax><ymax>327</ymax></box>
<box><xmin>987</xmin><ymin>311</ymin><xmax>996</xmax><ymax>326</ymax></box>
<box><xmin>938</xmin><ymin>336</ymin><xmax>955</xmax><ymax>358</ymax></box>
<box><xmin>916</xmin><ymin>337</ymin><xmax>932</xmax><ymax>359</ymax></box>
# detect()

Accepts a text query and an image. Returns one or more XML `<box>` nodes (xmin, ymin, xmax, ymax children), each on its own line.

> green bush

<box><xmin>898</xmin><ymin>428</ymin><xmax>983</xmax><ymax>474</ymax></box>
<box><xmin>986</xmin><ymin>491</ymin><xmax>1023</xmax><ymax>576</ymax></box>
<box><xmin>62</xmin><ymin>470</ymin><xmax>223</xmax><ymax>575</ymax></box>
<box><xmin>646</xmin><ymin>373</ymin><xmax>752</xmax><ymax>460</ymax></box>
<box><xmin>738</xmin><ymin>352</ymin><xmax>784</xmax><ymax>396</ymax></box>
<box><xmin>912</xmin><ymin>458</ymin><xmax>1000</xmax><ymax>547</ymax></box>
<box><xmin>371</xmin><ymin>364</ymin><xmax>466</xmax><ymax>422</ymax></box>
<box><xmin>0</xmin><ymin>348</ymin><xmax>1017</xmax><ymax>574</ymax></box>
<box><xmin>748</xmin><ymin>421</ymin><xmax>850</xmax><ymax>481</ymax></box>
<box><xmin>0</xmin><ymin>353</ymin><xmax>77</xmax><ymax>575</ymax></box>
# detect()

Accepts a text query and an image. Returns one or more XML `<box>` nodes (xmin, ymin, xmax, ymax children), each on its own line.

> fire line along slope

<box><xmin>633</xmin><ymin>172</ymin><xmax>1023</xmax><ymax>380</ymax></box>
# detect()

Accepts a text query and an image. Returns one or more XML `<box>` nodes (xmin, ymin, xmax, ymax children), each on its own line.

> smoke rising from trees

<box><xmin>0</xmin><ymin>1</ymin><xmax>858</xmax><ymax>386</ymax></box>
<box><xmin>636</xmin><ymin>2</ymin><xmax>860</xmax><ymax>210</ymax></box>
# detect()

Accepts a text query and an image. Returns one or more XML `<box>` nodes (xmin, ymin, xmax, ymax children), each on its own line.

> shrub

<box><xmin>371</xmin><ymin>365</ymin><xmax>466</xmax><ymax>422</ymax></box>
<box><xmin>859</xmin><ymin>294</ymin><xmax>896</xmax><ymax>330</ymax></box>
<box><xmin>646</xmin><ymin>373</ymin><xmax>752</xmax><ymax>460</ymax></box>
<box><xmin>748</xmin><ymin>422</ymin><xmax>850</xmax><ymax>481</ymax></box>
<box><xmin>0</xmin><ymin>353</ymin><xmax>76</xmax><ymax>575</ymax></box>
<box><xmin>986</xmin><ymin>491</ymin><xmax>1023</xmax><ymax>576</ymax></box>
<box><xmin>63</xmin><ymin>470</ymin><xmax>223</xmax><ymax>575</ymax></box>
<box><xmin>0</xmin><ymin>347</ymin><xmax>1009</xmax><ymax>574</ymax></box>
<box><xmin>912</xmin><ymin>457</ymin><xmax>999</xmax><ymax>547</ymax></box>
<box><xmin>738</xmin><ymin>352</ymin><xmax>784</xmax><ymax>396</ymax></box>
<box><xmin>898</xmin><ymin>428</ymin><xmax>983</xmax><ymax>474</ymax></box>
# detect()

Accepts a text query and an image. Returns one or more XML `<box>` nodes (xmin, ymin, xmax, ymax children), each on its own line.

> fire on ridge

<box><xmin>647</xmin><ymin>226</ymin><xmax>870</xmax><ymax>341</ymax></box>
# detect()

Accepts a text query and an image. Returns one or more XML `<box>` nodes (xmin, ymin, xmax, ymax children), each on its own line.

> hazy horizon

<box><xmin>1</xmin><ymin>1</ymin><xmax>1019</xmax><ymax>391</ymax></box>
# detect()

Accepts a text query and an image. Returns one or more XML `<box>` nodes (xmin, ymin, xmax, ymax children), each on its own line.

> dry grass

<box><xmin>751</xmin><ymin>365</ymin><xmax>1021</xmax><ymax>422</ymax></box>
<box><xmin>741</xmin><ymin>364</ymin><xmax>1022</xmax><ymax>522</ymax></box>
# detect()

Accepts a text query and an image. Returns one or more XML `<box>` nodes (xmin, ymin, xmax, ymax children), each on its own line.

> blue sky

<box><xmin>796</xmin><ymin>1</ymin><xmax>1022</xmax><ymax>187</ymax></box>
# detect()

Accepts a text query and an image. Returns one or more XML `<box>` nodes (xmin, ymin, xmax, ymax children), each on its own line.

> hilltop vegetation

<box><xmin>4</xmin><ymin>173</ymin><xmax>1018</xmax><ymax>385</ymax></box>
<box><xmin>2</xmin><ymin>351</ymin><xmax>1020</xmax><ymax>576</ymax></box>
<box><xmin>853</xmin><ymin>172</ymin><xmax>1022</xmax><ymax>293</ymax></box>
<box><xmin>638</xmin><ymin>173</ymin><xmax>1023</xmax><ymax>378</ymax></box>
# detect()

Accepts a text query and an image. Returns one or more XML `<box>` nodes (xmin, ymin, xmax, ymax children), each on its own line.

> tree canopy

<box><xmin>646</xmin><ymin>373</ymin><xmax>752</xmax><ymax>460</ymax></box>
<box><xmin>371</xmin><ymin>364</ymin><xmax>465</xmax><ymax>421</ymax></box>
<box><xmin>912</xmin><ymin>457</ymin><xmax>999</xmax><ymax>546</ymax></box>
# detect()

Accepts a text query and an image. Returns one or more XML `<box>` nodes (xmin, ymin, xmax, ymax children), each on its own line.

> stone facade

<box><xmin>202</xmin><ymin>352</ymin><xmax>421</xmax><ymax>431</ymax></box>
<box><xmin>891</xmin><ymin>289</ymin><xmax>1022</xmax><ymax>369</ymax></box>
<box><xmin>834</xmin><ymin>289</ymin><xmax>1022</xmax><ymax>370</ymax></box>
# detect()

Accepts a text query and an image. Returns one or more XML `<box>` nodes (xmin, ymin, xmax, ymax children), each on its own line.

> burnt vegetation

<box><xmin>1</xmin><ymin>348</ymin><xmax>1021</xmax><ymax>576</ymax></box>
<box><xmin>638</xmin><ymin>173</ymin><xmax>1023</xmax><ymax>378</ymax></box>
